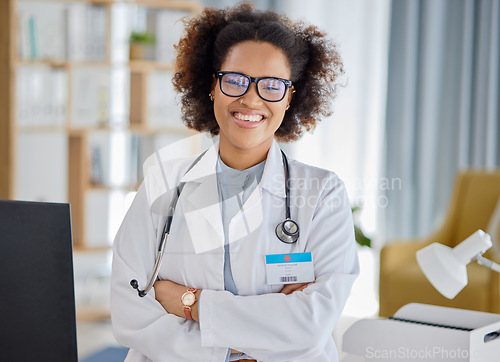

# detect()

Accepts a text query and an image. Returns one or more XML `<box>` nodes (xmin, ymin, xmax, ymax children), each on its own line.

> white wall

<box><xmin>278</xmin><ymin>0</ymin><xmax>391</xmax><ymax>243</ymax></box>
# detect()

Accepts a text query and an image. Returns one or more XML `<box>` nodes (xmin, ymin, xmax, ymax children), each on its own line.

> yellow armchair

<box><xmin>379</xmin><ymin>170</ymin><xmax>500</xmax><ymax>317</ymax></box>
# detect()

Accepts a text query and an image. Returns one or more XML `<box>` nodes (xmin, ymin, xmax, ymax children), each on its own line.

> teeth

<box><xmin>233</xmin><ymin>112</ymin><xmax>263</xmax><ymax>122</ymax></box>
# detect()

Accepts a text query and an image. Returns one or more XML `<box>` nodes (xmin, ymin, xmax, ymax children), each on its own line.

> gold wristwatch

<box><xmin>181</xmin><ymin>288</ymin><xmax>198</xmax><ymax>320</ymax></box>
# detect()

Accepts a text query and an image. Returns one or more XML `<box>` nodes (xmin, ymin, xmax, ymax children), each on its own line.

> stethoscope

<box><xmin>131</xmin><ymin>150</ymin><xmax>299</xmax><ymax>297</ymax></box>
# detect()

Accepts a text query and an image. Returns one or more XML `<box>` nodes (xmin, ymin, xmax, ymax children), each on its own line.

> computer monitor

<box><xmin>0</xmin><ymin>200</ymin><xmax>78</xmax><ymax>362</ymax></box>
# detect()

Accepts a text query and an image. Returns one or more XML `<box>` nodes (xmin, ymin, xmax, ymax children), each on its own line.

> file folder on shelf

<box><xmin>342</xmin><ymin>303</ymin><xmax>500</xmax><ymax>361</ymax></box>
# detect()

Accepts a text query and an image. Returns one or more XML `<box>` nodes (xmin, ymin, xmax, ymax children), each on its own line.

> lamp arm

<box><xmin>476</xmin><ymin>255</ymin><xmax>500</xmax><ymax>273</ymax></box>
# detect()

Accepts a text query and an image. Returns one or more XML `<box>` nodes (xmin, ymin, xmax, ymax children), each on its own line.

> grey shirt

<box><xmin>216</xmin><ymin>156</ymin><xmax>265</xmax><ymax>361</ymax></box>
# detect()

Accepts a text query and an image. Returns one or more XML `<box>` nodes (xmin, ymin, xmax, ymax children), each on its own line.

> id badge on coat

<box><xmin>265</xmin><ymin>252</ymin><xmax>315</xmax><ymax>285</ymax></box>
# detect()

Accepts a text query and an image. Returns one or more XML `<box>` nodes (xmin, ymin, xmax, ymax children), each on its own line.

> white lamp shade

<box><xmin>416</xmin><ymin>230</ymin><xmax>492</xmax><ymax>299</ymax></box>
<box><xmin>416</xmin><ymin>243</ymin><xmax>468</xmax><ymax>299</ymax></box>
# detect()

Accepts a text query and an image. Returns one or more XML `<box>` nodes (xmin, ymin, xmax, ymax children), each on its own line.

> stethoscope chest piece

<box><xmin>276</xmin><ymin>218</ymin><xmax>300</xmax><ymax>244</ymax></box>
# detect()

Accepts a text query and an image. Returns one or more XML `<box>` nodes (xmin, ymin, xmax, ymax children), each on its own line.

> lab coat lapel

<box><xmin>180</xmin><ymin>143</ymin><xmax>225</xmax><ymax>254</ymax></box>
<box><xmin>230</xmin><ymin>186</ymin><xmax>263</xmax><ymax>242</ymax></box>
<box><xmin>261</xmin><ymin>140</ymin><xmax>286</xmax><ymax>199</ymax></box>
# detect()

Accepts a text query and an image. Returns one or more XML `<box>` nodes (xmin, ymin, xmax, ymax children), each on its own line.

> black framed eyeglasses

<box><xmin>216</xmin><ymin>71</ymin><xmax>293</xmax><ymax>102</ymax></box>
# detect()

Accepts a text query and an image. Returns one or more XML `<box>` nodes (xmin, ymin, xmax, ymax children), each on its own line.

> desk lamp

<box><xmin>416</xmin><ymin>230</ymin><xmax>500</xmax><ymax>299</ymax></box>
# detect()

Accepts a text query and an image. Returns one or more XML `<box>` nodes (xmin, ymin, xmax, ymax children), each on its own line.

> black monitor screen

<box><xmin>0</xmin><ymin>200</ymin><xmax>77</xmax><ymax>362</ymax></box>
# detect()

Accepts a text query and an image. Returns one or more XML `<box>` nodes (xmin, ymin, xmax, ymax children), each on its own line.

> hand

<box><xmin>279</xmin><ymin>282</ymin><xmax>313</xmax><ymax>295</ymax></box>
<box><xmin>153</xmin><ymin>280</ymin><xmax>201</xmax><ymax>322</ymax></box>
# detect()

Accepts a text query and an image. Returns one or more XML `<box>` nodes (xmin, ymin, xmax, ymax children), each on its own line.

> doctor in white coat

<box><xmin>111</xmin><ymin>3</ymin><xmax>359</xmax><ymax>361</ymax></box>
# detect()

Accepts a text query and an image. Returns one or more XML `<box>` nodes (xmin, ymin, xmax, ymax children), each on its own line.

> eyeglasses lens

<box><xmin>221</xmin><ymin>74</ymin><xmax>249</xmax><ymax>96</ymax></box>
<box><xmin>258</xmin><ymin>78</ymin><xmax>286</xmax><ymax>102</ymax></box>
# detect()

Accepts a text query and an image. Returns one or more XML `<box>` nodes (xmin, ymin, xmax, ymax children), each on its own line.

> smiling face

<box><xmin>211</xmin><ymin>41</ymin><xmax>293</xmax><ymax>169</ymax></box>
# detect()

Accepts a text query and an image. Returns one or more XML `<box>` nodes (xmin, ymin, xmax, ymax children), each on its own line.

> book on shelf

<box><xmin>135</xmin><ymin>134</ymin><xmax>156</xmax><ymax>184</ymax></box>
<box><xmin>90</xmin><ymin>146</ymin><xmax>104</xmax><ymax>186</ymax></box>
<box><xmin>66</xmin><ymin>3</ymin><xmax>107</xmax><ymax>61</ymax></box>
<box><xmin>17</xmin><ymin>2</ymin><xmax>66</xmax><ymax>60</ymax></box>
<box><xmin>17</xmin><ymin>2</ymin><xmax>107</xmax><ymax>62</ymax></box>
<box><xmin>65</xmin><ymin>3</ymin><xmax>87</xmax><ymax>61</ymax></box>
<box><xmin>17</xmin><ymin>11</ymin><xmax>29</xmax><ymax>59</ymax></box>
<box><xmin>72</xmin><ymin>68</ymin><xmax>111</xmax><ymax>128</ymax></box>
<box><xmin>88</xmin><ymin>132</ymin><xmax>155</xmax><ymax>189</ymax></box>
<box><xmin>144</xmin><ymin>10</ymin><xmax>158</xmax><ymax>61</ymax></box>
<box><xmin>123</xmin><ymin>133</ymin><xmax>155</xmax><ymax>188</ymax></box>
<box><xmin>85</xmin><ymin>4</ymin><xmax>107</xmax><ymax>61</ymax></box>
<box><xmin>28</xmin><ymin>16</ymin><xmax>37</xmax><ymax>59</ymax></box>
<box><xmin>16</xmin><ymin>66</ymin><xmax>67</xmax><ymax>128</ymax></box>
<box><xmin>129</xmin><ymin>134</ymin><xmax>140</xmax><ymax>187</ymax></box>
<box><xmin>88</xmin><ymin>132</ymin><xmax>111</xmax><ymax>187</ymax></box>
<box><xmin>87</xmin><ymin>132</ymin><xmax>196</xmax><ymax>190</ymax></box>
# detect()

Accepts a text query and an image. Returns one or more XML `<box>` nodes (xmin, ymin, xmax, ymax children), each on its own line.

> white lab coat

<box><xmin>111</xmin><ymin>140</ymin><xmax>359</xmax><ymax>362</ymax></box>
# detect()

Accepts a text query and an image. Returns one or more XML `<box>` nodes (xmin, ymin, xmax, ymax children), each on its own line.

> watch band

<box><xmin>183</xmin><ymin>305</ymin><xmax>194</xmax><ymax>320</ymax></box>
<box><xmin>181</xmin><ymin>288</ymin><xmax>198</xmax><ymax>320</ymax></box>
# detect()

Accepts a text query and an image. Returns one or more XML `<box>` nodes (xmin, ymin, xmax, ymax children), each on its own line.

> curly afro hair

<box><xmin>173</xmin><ymin>2</ymin><xmax>344</xmax><ymax>142</ymax></box>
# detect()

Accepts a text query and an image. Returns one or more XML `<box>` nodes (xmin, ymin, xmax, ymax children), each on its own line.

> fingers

<box><xmin>279</xmin><ymin>282</ymin><xmax>313</xmax><ymax>295</ymax></box>
<box><xmin>293</xmin><ymin>283</ymin><xmax>311</xmax><ymax>293</ymax></box>
<box><xmin>279</xmin><ymin>283</ymin><xmax>299</xmax><ymax>295</ymax></box>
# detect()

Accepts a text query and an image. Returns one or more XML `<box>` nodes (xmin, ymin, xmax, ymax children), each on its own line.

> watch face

<box><xmin>182</xmin><ymin>291</ymin><xmax>196</xmax><ymax>306</ymax></box>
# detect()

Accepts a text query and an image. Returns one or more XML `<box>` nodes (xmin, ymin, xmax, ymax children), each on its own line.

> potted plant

<box><xmin>129</xmin><ymin>31</ymin><xmax>156</xmax><ymax>60</ymax></box>
<box><xmin>352</xmin><ymin>206</ymin><xmax>372</xmax><ymax>247</ymax></box>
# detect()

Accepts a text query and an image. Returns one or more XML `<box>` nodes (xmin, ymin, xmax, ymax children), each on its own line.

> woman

<box><xmin>111</xmin><ymin>3</ymin><xmax>359</xmax><ymax>361</ymax></box>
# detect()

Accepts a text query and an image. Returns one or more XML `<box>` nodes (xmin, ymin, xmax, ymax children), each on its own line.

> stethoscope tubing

<box><xmin>137</xmin><ymin>232</ymin><xmax>167</xmax><ymax>297</ymax></box>
<box><xmin>130</xmin><ymin>152</ymin><xmax>204</xmax><ymax>297</ymax></box>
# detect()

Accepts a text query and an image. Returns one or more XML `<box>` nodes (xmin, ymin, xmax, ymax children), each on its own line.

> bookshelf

<box><xmin>0</xmin><ymin>1</ymin><xmax>15</xmax><ymax>201</ymax></box>
<box><xmin>0</xmin><ymin>0</ymin><xmax>202</xmax><ymax>250</ymax></box>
